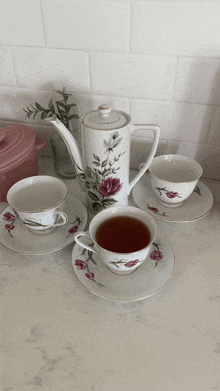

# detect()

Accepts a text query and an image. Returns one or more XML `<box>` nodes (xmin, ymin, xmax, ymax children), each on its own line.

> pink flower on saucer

<box><xmin>124</xmin><ymin>259</ymin><xmax>139</xmax><ymax>268</ymax></box>
<box><xmin>147</xmin><ymin>206</ymin><xmax>158</xmax><ymax>213</ymax></box>
<box><xmin>150</xmin><ymin>250</ymin><xmax>163</xmax><ymax>262</ymax></box>
<box><xmin>166</xmin><ymin>191</ymin><xmax>178</xmax><ymax>199</ymax></box>
<box><xmin>3</xmin><ymin>212</ymin><xmax>16</xmax><ymax>222</ymax></box>
<box><xmin>5</xmin><ymin>224</ymin><xmax>15</xmax><ymax>231</ymax></box>
<box><xmin>69</xmin><ymin>225</ymin><xmax>78</xmax><ymax>234</ymax></box>
<box><xmin>85</xmin><ymin>272</ymin><xmax>95</xmax><ymax>280</ymax></box>
<box><xmin>75</xmin><ymin>259</ymin><xmax>86</xmax><ymax>270</ymax></box>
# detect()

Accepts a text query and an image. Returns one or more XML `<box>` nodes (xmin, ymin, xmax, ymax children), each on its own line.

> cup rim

<box><xmin>7</xmin><ymin>175</ymin><xmax>67</xmax><ymax>213</ymax></box>
<box><xmin>149</xmin><ymin>154</ymin><xmax>203</xmax><ymax>183</ymax></box>
<box><xmin>89</xmin><ymin>205</ymin><xmax>157</xmax><ymax>255</ymax></box>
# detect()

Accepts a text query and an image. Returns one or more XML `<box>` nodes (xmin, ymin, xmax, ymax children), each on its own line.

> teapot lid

<box><xmin>0</xmin><ymin>124</ymin><xmax>36</xmax><ymax>170</ymax></box>
<box><xmin>82</xmin><ymin>105</ymin><xmax>128</xmax><ymax>130</ymax></box>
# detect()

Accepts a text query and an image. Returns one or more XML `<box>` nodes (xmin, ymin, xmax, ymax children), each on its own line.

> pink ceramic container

<box><xmin>0</xmin><ymin>124</ymin><xmax>46</xmax><ymax>202</ymax></box>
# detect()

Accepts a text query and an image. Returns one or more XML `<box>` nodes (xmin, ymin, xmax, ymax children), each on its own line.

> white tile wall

<box><xmin>0</xmin><ymin>0</ymin><xmax>220</xmax><ymax>179</ymax></box>
<box><xmin>41</xmin><ymin>0</ymin><xmax>129</xmax><ymax>52</ymax></box>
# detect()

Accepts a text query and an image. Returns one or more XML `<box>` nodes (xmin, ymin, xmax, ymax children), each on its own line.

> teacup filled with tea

<box><xmin>74</xmin><ymin>205</ymin><xmax>157</xmax><ymax>275</ymax></box>
<box><xmin>148</xmin><ymin>154</ymin><xmax>203</xmax><ymax>208</ymax></box>
<box><xmin>7</xmin><ymin>175</ymin><xmax>68</xmax><ymax>233</ymax></box>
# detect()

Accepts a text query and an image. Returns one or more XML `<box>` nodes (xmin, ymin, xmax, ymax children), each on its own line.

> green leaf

<box><xmin>41</xmin><ymin>111</ymin><xmax>48</xmax><ymax>120</ymax></box>
<box><xmin>102</xmin><ymin>198</ymin><xmax>116</xmax><ymax>206</ymax></box>
<box><xmin>93</xmin><ymin>154</ymin><xmax>100</xmax><ymax>162</ymax></box>
<box><xmin>77</xmin><ymin>173</ymin><xmax>86</xmax><ymax>180</ymax></box>
<box><xmin>48</xmin><ymin>99</ymin><xmax>55</xmax><ymax>112</ymax></box>
<box><xmin>55</xmin><ymin>100</ymin><xmax>65</xmax><ymax>108</ymax></box>
<box><xmin>33</xmin><ymin>111</ymin><xmax>39</xmax><ymax>119</ymax></box>
<box><xmin>68</xmin><ymin>114</ymin><xmax>79</xmax><ymax>119</ymax></box>
<box><xmin>92</xmin><ymin>161</ymin><xmax>100</xmax><ymax>167</ymax></box>
<box><xmin>88</xmin><ymin>191</ymin><xmax>100</xmax><ymax>201</ymax></box>
<box><xmin>92</xmin><ymin>202</ymin><xmax>103</xmax><ymax>212</ymax></box>
<box><xmin>35</xmin><ymin>102</ymin><xmax>45</xmax><ymax>111</ymax></box>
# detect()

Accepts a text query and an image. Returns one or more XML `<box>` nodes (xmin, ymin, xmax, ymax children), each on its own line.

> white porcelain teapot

<box><xmin>46</xmin><ymin>105</ymin><xmax>160</xmax><ymax>214</ymax></box>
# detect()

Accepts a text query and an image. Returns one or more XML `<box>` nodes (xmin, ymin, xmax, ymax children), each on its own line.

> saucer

<box><xmin>0</xmin><ymin>195</ymin><xmax>88</xmax><ymax>254</ymax></box>
<box><xmin>71</xmin><ymin>235</ymin><xmax>174</xmax><ymax>301</ymax></box>
<box><xmin>132</xmin><ymin>173</ymin><xmax>214</xmax><ymax>223</ymax></box>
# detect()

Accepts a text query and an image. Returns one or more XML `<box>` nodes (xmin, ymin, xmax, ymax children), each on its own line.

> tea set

<box><xmin>0</xmin><ymin>105</ymin><xmax>214</xmax><ymax>300</ymax></box>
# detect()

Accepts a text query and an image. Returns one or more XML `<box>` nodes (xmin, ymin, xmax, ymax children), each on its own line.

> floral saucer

<box><xmin>132</xmin><ymin>173</ymin><xmax>214</xmax><ymax>223</ymax></box>
<box><xmin>0</xmin><ymin>195</ymin><xmax>88</xmax><ymax>254</ymax></box>
<box><xmin>71</xmin><ymin>235</ymin><xmax>174</xmax><ymax>301</ymax></box>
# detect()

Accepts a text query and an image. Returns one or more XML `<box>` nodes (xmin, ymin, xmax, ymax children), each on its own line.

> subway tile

<box><xmin>1</xmin><ymin>0</ymin><xmax>44</xmax><ymax>47</ymax></box>
<box><xmin>12</xmin><ymin>47</ymin><xmax>90</xmax><ymax>91</ymax></box>
<box><xmin>90</xmin><ymin>53</ymin><xmax>177</xmax><ymax>100</ymax></box>
<box><xmin>131</xmin><ymin>99</ymin><xmax>212</xmax><ymax>143</ymax></box>
<box><xmin>130</xmin><ymin>137</ymin><xmax>168</xmax><ymax>170</ymax></box>
<box><xmin>41</xmin><ymin>0</ymin><xmax>129</xmax><ymax>52</ymax></box>
<box><xmin>167</xmin><ymin>139</ymin><xmax>220</xmax><ymax>180</ymax></box>
<box><xmin>0</xmin><ymin>48</ymin><xmax>17</xmax><ymax>86</ymax></box>
<box><xmin>173</xmin><ymin>57</ymin><xmax>220</xmax><ymax>105</ymax></box>
<box><xmin>206</xmin><ymin>106</ymin><xmax>220</xmax><ymax>145</ymax></box>
<box><xmin>131</xmin><ymin>2</ymin><xmax>220</xmax><ymax>56</ymax></box>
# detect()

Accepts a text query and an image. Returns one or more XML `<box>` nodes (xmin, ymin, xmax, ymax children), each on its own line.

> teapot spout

<box><xmin>45</xmin><ymin>116</ymin><xmax>84</xmax><ymax>174</ymax></box>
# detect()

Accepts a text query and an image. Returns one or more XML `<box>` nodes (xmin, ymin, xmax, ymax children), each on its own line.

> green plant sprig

<box><xmin>23</xmin><ymin>87</ymin><xmax>79</xmax><ymax>131</ymax></box>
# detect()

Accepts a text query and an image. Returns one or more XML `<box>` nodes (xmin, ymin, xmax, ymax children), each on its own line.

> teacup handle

<box><xmin>53</xmin><ymin>211</ymin><xmax>68</xmax><ymax>227</ymax></box>
<box><xmin>74</xmin><ymin>231</ymin><xmax>97</xmax><ymax>253</ymax></box>
<box><xmin>128</xmin><ymin>124</ymin><xmax>160</xmax><ymax>195</ymax></box>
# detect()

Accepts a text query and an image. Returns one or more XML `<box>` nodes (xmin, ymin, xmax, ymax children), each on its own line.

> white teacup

<box><xmin>7</xmin><ymin>176</ymin><xmax>68</xmax><ymax>233</ymax></box>
<box><xmin>74</xmin><ymin>205</ymin><xmax>157</xmax><ymax>275</ymax></box>
<box><xmin>148</xmin><ymin>154</ymin><xmax>203</xmax><ymax>208</ymax></box>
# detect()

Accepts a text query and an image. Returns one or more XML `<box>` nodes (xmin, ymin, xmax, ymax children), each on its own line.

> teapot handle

<box><xmin>128</xmin><ymin>124</ymin><xmax>160</xmax><ymax>195</ymax></box>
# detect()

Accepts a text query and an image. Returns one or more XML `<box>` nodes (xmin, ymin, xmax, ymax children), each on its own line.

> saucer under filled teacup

<box><xmin>7</xmin><ymin>175</ymin><xmax>68</xmax><ymax>234</ymax></box>
<box><xmin>74</xmin><ymin>205</ymin><xmax>157</xmax><ymax>275</ymax></box>
<box><xmin>148</xmin><ymin>154</ymin><xmax>203</xmax><ymax>208</ymax></box>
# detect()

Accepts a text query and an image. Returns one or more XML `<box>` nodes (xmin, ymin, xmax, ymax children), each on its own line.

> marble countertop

<box><xmin>1</xmin><ymin>158</ymin><xmax>220</xmax><ymax>391</ymax></box>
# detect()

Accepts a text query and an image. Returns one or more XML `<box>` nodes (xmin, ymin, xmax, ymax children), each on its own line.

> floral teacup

<box><xmin>148</xmin><ymin>155</ymin><xmax>203</xmax><ymax>208</ymax></box>
<box><xmin>7</xmin><ymin>176</ymin><xmax>68</xmax><ymax>233</ymax></box>
<box><xmin>74</xmin><ymin>205</ymin><xmax>157</xmax><ymax>275</ymax></box>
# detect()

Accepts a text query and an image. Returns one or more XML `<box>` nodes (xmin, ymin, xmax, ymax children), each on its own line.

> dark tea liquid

<box><xmin>95</xmin><ymin>216</ymin><xmax>151</xmax><ymax>253</ymax></box>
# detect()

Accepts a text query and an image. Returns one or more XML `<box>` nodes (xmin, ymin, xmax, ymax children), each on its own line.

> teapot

<box><xmin>46</xmin><ymin>105</ymin><xmax>160</xmax><ymax>214</ymax></box>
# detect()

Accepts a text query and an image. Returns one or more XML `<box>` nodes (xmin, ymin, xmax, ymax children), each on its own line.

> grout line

<box><xmin>39</xmin><ymin>0</ymin><xmax>47</xmax><ymax>48</ymax></box>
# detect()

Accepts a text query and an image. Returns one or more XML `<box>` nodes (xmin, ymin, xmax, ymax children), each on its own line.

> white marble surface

<box><xmin>1</xmin><ymin>158</ymin><xmax>220</xmax><ymax>391</ymax></box>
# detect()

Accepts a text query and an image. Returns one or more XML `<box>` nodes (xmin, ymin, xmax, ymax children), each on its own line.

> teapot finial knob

<box><xmin>98</xmin><ymin>105</ymin><xmax>111</xmax><ymax>116</ymax></box>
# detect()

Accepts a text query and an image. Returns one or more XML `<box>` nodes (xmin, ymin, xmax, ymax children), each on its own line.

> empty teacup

<box><xmin>148</xmin><ymin>154</ymin><xmax>203</xmax><ymax>208</ymax></box>
<box><xmin>7</xmin><ymin>175</ymin><xmax>68</xmax><ymax>233</ymax></box>
<box><xmin>74</xmin><ymin>205</ymin><xmax>157</xmax><ymax>275</ymax></box>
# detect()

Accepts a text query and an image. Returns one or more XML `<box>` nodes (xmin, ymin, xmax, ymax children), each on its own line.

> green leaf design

<box><xmin>88</xmin><ymin>191</ymin><xmax>100</xmax><ymax>201</ymax></box>
<box><xmin>93</xmin><ymin>154</ymin><xmax>100</xmax><ymax>162</ymax></box>
<box><xmin>92</xmin><ymin>161</ymin><xmax>100</xmax><ymax>167</ymax></box>
<box><xmin>193</xmin><ymin>185</ymin><xmax>202</xmax><ymax>196</ymax></box>
<box><xmin>102</xmin><ymin>198</ymin><xmax>116</xmax><ymax>207</ymax></box>
<box><xmin>92</xmin><ymin>202</ymin><xmax>103</xmax><ymax>212</ymax></box>
<box><xmin>77</xmin><ymin>173</ymin><xmax>86</xmax><ymax>180</ymax></box>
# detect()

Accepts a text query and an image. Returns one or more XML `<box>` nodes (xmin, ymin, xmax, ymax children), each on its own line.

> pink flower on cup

<box><xmin>69</xmin><ymin>225</ymin><xmax>78</xmax><ymax>234</ymax></box>
<box><xmin>166</xmin><ymin>191</ymin><xmax>179</xmax><ymax>199</ymax></box>
<box><xmin>3</xmin><ymin>212</ymin><xmax>16</xmax><ymax>222</ymax></box>
<box><xmin>75</xmin><ymin>259</ymin><xmax>86</xmax><ymax>270</ymax></box>
<box><xmin>5</xmin><ymin>224</ymin><xmax>15</xmax><ymax>231</ymax></box>
<box><xmin>85</xmin><ymin>272</ymin><xmax>95</xmax><ymax>280</ymax></box>
<box><xmin>98</xmin><ymin>177</ymin><xmax>122</xmax><ymax>197</ymax></box>
<box><xmin>150</xmin><ymin>250</ymin><xmax>163</xmax><ymax>262</ymax></box>
<box><xmin>124</xmin><ymin>259</ymin><xmax>139</xmax><ymax>268</ymax></box>
<box><xmin>147</xmin><ymin>206</ymin><xmax>158</xmax><ymax>213</ymax></box>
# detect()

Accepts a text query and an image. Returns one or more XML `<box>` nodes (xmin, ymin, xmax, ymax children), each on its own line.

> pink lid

<box><xmin>0</xmin><ymin>125</ymin><xmax>36</xmax><ymax>170</ymax></box>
